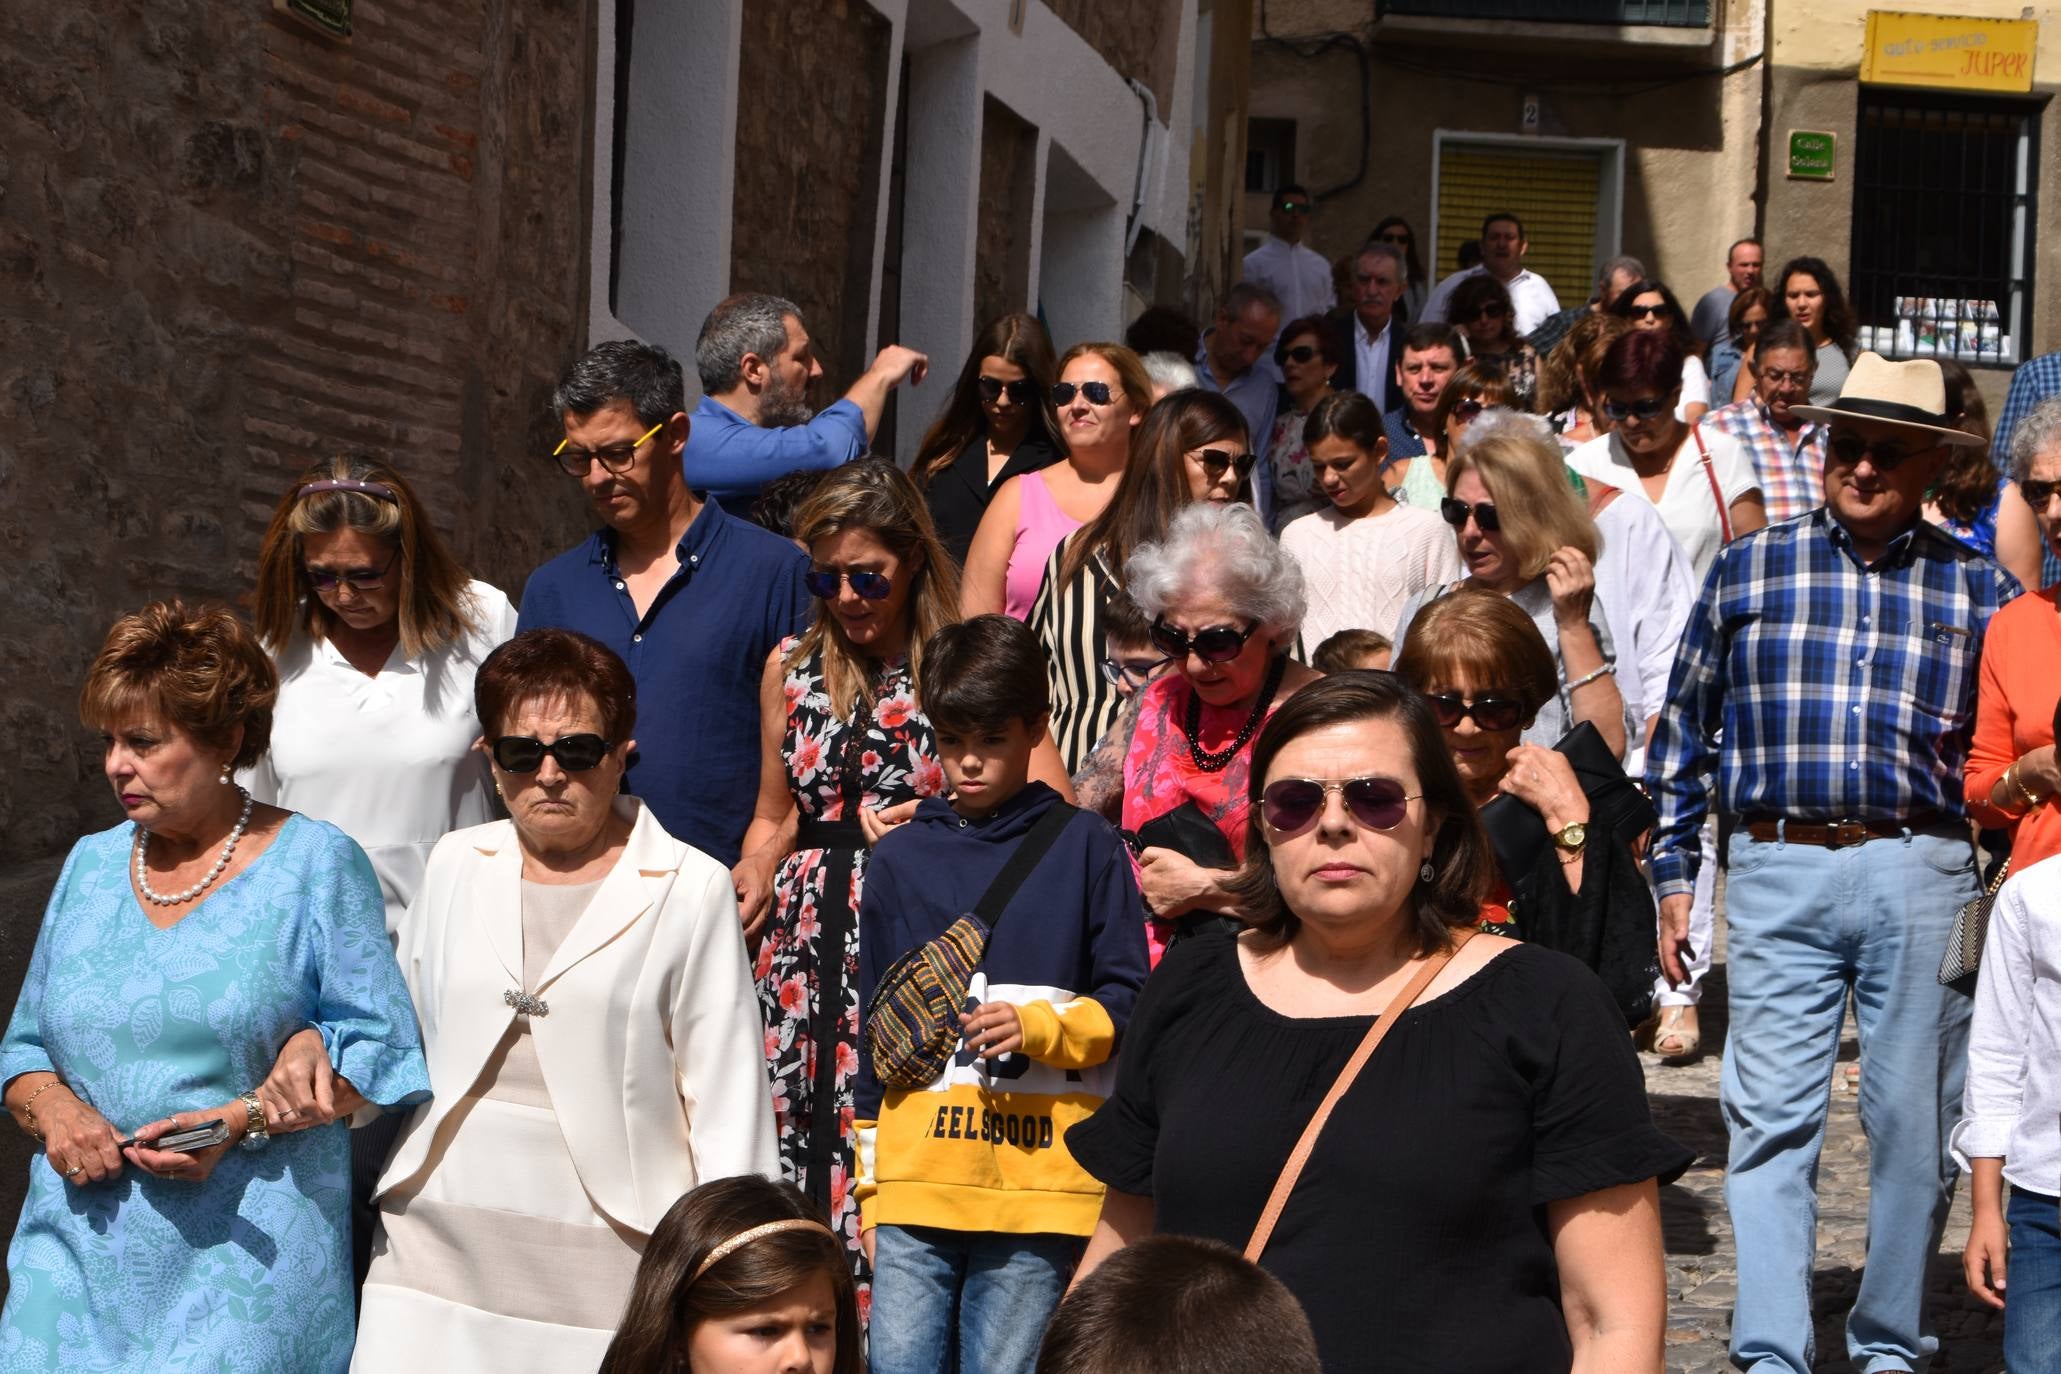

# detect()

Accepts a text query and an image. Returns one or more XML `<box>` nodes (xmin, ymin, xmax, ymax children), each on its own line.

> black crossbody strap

<box><xmin>973</xmin><ymin>804</ymin><xmax>1077</xmax><ymax>928</ymax></box>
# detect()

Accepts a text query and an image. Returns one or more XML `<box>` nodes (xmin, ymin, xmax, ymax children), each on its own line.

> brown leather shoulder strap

<box><xmin>1243</xmin><ymin>929</ymin><xmax>1477</xmax><ymax>1262</ymax></box>
<box><xmin>1690</xmin><ymin>424</ymin><xmax>1734</xmax><ymax>544</ymax></box>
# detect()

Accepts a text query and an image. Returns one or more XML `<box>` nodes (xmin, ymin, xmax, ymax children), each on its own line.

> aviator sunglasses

<box><xmin>1149</xmin><ymin>616</ymin><xmax>1259</xmax><ymax>664</ymax></box>
<box><xmin>490</xmin><ymin>733</ymin><xmax>611</xmax><ymax>773</ymax></box>
<box><xmin>804</xmin><ymin>568</ymin><xmax>895</xmax><ymax>600</ymax></box>
<box><xmin>1261</xmin><ymin>776</ymin><xmax>1422</xmax><ymax>837</ymax></box>
<box><xmin>1423</xmin><ymin>693</ymin><xmax>1526</xmax><ymax>732</ymax></box>
<box><xmin>1051</xmin><ymin>380</ymin><xmax>1116</xmax><ymax>407</ymax></box>
<box><xmin>306</xmin><ymin>546</ymin><xmax>400</xmax><ymax>593</ymax></box>
<box><xmin>977</xmin><ymin>375</ymin><xmax>1036</xmax><ymax>404</ymax></box>
<box><xmin>1439</xmin><ymin>497</ymin><xmax>1500</xmax><ymax>532</ymax></box>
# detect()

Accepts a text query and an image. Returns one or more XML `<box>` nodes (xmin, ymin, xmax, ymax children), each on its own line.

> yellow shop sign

<box><xmin>1862</xmin><ymin>11</ymin><xmax>2037</xmax><ymax>93</ymax></box>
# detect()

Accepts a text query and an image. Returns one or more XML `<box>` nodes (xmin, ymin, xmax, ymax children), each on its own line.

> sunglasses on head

<box><xmin>1052</xmin><ymin>380</ymin><xmax>1116</xmax><ymax>407</ymax></box>
<box><xmin>2022</xmin><ymin>477</ymin><xmax>2061</xmax><ymax>510</ymax></box>
<box><xmin>1602</xmin><ymin>396</ymin><xmax>1670</xmax><ymax>422</ymax></box>
<box><xmin>1827</xmin><ymin>431</ymin><xmax>1930</xmax><ymax>470</ymax></box>
<box><xmin>976</xmin><ymin>375</ymin><xmax>1036</xmax><ymax>404</ymax></box>
<box><xmin>1279</xmin><ymin>344</ymin><xmax>1321</xmax><ymax>365</ymax></box>
<box><xmin>1148</xmin><ymin>617</ymin><xmax>1259</xmax><ymax>664</ymax></box>
<box><xmin>1424</xmin><ymin>693</ymin><xmax>1526</xmax><ymax>732</ymax></box>
<box><xmin>1439</xmin><ymin>497</ymin><xmax>1500</xmax><ymax>532</ymax></box>
<box><xmin>804</xmin><ymin>568</ymin><xmax>894</xmax><ymax>600</ymax></box>
<box><xmin>1195</xmin><ymin>448</ymin><xmax>1256</xmax><ymax>481</ymax></box>
<box><xmin>1625</xmin><ymin>303</ymin><xmax>1668</xmax><ymax>320</ymax></box>
<box><xmin>1261</xmin><ymin>775</ymin><xmax>1422</xmax><ymax>837</ymax></box>
<box><xmin>490</xmin><ymin>733</ymin><xmax>610</xmax><ymax>773</ymax></box>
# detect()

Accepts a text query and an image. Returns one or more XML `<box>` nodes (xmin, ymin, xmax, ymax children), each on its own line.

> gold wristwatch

<box><xmin>1550</xmin><ymin>821</ymin><xmax>1589</xmax><ymax>854</ymax></box>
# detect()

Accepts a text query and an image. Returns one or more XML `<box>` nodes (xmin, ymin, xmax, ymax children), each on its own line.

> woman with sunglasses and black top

<box><xmin>1610</xmin><ymin>279</ymin><xmax>1711</xmax><ymax>424</ymax></box>
<box><xmin>1448</xmin><ymin>273</ymin><xmax>1539</xmax><ymax>413</ymax></box>
<box><xmin>962</xmin><ymin>343</ymin><xmax>1152</xmax><ymax>622</ymax></box>
<box><xmin>1566</xmin><ymin>330</ymin><xmax>1765</xmax><ymax>584</ymax></box>
<box><xmin>354</xmin><ymin>628</ymin><xmax>776</xmax><ymax>1369</ymax></box>
<box><xmin>1033</xmin><ymin>390</ymin><xmax>1257</xmax><ymax>773</ymax></box>
<box><xmin>1112</xmin><ymin>501</ymin><xmax>1319</xmax><ymax>965</ymax></box>
<box><xmin>1393</xmin><ymin>420</ymin><xmax>1633</xmax><ymax>762</ymax></box>
<box><xmin>1394</xmin><ymin>588</ymin><xmax>1661</xmax><ymax>1026</ymax></box>
<box><xmin>1068</xmin><ymin>672</ymin><xmax>1687</xmax><ymax>1374</ymax></box>
<box><xmin>910</xmin><ymin>313</ymin><xmax>1065</xmax><ymax>567</ymax></box>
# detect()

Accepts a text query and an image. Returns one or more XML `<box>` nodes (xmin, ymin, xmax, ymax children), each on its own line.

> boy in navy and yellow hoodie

<box><xmin>856</xmin><ymin>614</ymin><xmax>1148</xmax><ymax>1374</ymax></box>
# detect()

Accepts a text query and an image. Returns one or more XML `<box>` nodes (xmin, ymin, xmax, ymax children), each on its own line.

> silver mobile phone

<box><xmin>120</xmin><ymin>1118</ymin><xmax>230</xmax><ymax>1153</ymax></box>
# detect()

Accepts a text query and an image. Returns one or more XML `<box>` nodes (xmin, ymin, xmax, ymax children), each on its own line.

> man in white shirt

<box><xmin>1690</xmin><ymin>238</ymin><xmax>1763</xmax><ymax>346</ymax></box>
<box><xmin>1241</xmin><ymin>184</ymin><xmax>1334</xmax><ymax>325</ymax></box>
<box><xmin>1423</xmin><ymin>212</ymin><xmax>1562</xmax><ymax>336</ymax></box>
<box><xmin>1327</xmin><ymin>241</ymin><xmax>1405</xmax><ymax>414</ymax></box>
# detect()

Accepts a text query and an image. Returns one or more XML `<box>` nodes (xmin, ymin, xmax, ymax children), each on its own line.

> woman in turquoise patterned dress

<box><xmin>0</xmin><ymin>601</ymin><xmax>429</xmax><ymax>1371</ymax></box>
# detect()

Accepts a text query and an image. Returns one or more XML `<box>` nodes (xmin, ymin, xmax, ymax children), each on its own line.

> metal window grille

<box><xmin>1378</xmin><ymin>0</ymin><xmax>1708</xmax><ymax>25</ymax></box>
<box><xmin>1849</xmin><ymin>90</ymin><xmax>2038</xmax><ymax>369</ymax></box>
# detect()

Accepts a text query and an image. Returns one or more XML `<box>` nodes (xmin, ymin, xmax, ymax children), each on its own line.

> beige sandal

<box><xmin>1651</xmin><ymin>1005</ymin><xmax>1701</xmax><ymax>1060</ymax></box>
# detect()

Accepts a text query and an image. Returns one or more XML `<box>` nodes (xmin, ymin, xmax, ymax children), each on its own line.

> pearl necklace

<box><xmin>135</xmin><ymin>788</ymin><xmax>255</xmax><ymax>906</ymax></box>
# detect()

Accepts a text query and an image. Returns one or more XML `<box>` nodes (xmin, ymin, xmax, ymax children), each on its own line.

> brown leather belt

<box><xmin>1742</xmin><ymin>816</ymin><xmax>1940</xmax><ymax>849</ymax></box>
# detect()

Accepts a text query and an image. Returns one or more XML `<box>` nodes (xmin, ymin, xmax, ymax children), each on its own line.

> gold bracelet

<box><xmin>2012</xmin><ymin>761</ymin><xmax>2043</xmax><ymax>810</ymax></box>
<box><xmin>18</xmin><ymin>1080</ymin><xmax>59</xmax><ymax>1143</ymax></box>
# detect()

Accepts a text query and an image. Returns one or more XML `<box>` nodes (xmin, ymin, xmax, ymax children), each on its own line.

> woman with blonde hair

<box><xmin>737</xmin><ymin>459</ymin><xmax>974</xmax><ymax>1277</ymax></box>
<box><xmin>962</xmin><ymin>342</ymin><xmax>1152</xmax><ymax>621</ymax></box>
<box><xmin>1393</xmin><ymin>417</ymin><xmax>1631</xmax><ymax>760</ymax></box>
<box><xmin>248</xmin><ymin>455</ymin><xmax>518</xmax><ymax>928</ymax></box>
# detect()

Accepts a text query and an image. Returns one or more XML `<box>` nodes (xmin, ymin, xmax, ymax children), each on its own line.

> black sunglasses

<box><xmin>490</xmin><ymin>733</ymin><xmax>611</xmax><ymax>773</ymax></box>
<box><xmin>2022</xmin><ymin>477</ymin><xmax>2061</xmax><ymax>510</ymax></box>
<box><xmin>306</xmin><ymin>546</ymin><xmax>400</xmax><ymax>593</ymax></box>
<box><xmin>1261</xmin><ymin>776</ymin><xmax>1421</xmax><ymax>837</ymax></box>
<box><xmin>1828</xmin><ymin>431</ymin><xmax>1930</xmax><ymax>471</ymax></box>
<box><xmin>1149</xmin><ymin>617</ymin><xmax>1259</xmax><ymax>664</ymax></box>
<box><xmin>1602</xmin><ymin>397</ymin><xmax>1670</xmax><ymax>423</ymax></box>
<box><xmin>1279</xmin><ymin>345</ymin><xmax>1321</xmax><ymax>365</ymax></box>
<box><xmin>1625</xmin><ymin>303</ymin><xmax>1669</xmax><ymax>320</ymax></box>
<box><xmin>1379</xmin><ymin>232</ymin><xmax>1412</xmax><ymax>246</ymax></box>
<box><xmin>1468</xmin><ymin>302</ymin><xmax>1509</xmax><ymax>320</ymax></box>
<box><xmin>1451</xmin><ymin>398</ymin><xmax>1489</xmax><ymax>423</ymax></box>
<box><xmin>977</xmin><ymin>375</ymin><xmax>1036</xmax><ymax>404</ymax></box>
<box><xmin>1423</xmin><ymin>693</ymin><xmax>1526</xmax><ymax>733</ymax></box>
<box><xmin>1195</xmin><ymin>448</ymin><xmax>1256</xmax><ymax>481</ymax></box>
<box><xmin>1052</xmin><ymin>380</ymin><xmax>1116</xmax><ymax>407</ymax></box>
<box><xmin>1439</xmin><ymin>497</ymin><xmax>1500</xmax><ymax>532</ymax></box>
<box><xmin>804</xmin><ymin>568</ymin><xmax>894</xmax><ymax>600</ymax></box>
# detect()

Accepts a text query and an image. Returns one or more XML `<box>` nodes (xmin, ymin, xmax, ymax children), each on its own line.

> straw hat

<box><xmin>1789</xmin><ymin>352</ymin><xmax>1985</xmax><ymax>447</ymax></box>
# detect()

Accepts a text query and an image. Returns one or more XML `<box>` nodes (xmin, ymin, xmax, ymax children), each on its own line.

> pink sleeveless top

<box><xmin>1004</xmin><ymin>470</ymin><xmax>1085</xmax><ymax>621</ymax></box>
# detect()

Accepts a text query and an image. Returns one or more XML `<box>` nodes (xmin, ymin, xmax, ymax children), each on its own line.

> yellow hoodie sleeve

<box><xmin>854</xmin><ymin>1119</ymin><xmax>879</xmax><ymax>1228</ymax></box>
<box><xmin>1013</xmin><ymin>997</ymin><xmax>1116</xmax><ymax>1071</ymax></box>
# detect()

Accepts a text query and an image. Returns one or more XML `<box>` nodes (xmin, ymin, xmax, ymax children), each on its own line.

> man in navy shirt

<box><xmin>518</xmin><ymin>339</ymin><xmax>811</xmax><ymax>866</ymax></box>
<box><xmin>686</xmin><ymin>293</ymin><xmax>929</xmax><ymax>510</ymax></box>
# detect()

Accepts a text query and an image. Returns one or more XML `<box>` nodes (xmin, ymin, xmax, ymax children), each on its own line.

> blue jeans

<box><xmin>1720</xmin><ymin>825</ymin><xmax>1975</xmax><ymax>1373</ymax></box>
<box><xmin>2006</xmin><ymin>1187</ymin><xmax>2061</xmax><ymax>1374</ymax></box>
<box><xmin>868</xmin><ymin>1224</ymin><xmax>1081</xmax><ymax>1374</ymax></box>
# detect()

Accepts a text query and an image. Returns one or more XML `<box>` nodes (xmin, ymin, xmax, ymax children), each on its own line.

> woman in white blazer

<box><xmin>352</xmin><ymin>629</ymin><xmax>777</xmax><ymax>1372</ymax></box>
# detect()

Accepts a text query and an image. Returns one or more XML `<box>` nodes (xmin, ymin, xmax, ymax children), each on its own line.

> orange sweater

<box><xmin>1966</xmin><ymin>587</ymin><xmax>2061</xmax><ymax>867</ymax></box>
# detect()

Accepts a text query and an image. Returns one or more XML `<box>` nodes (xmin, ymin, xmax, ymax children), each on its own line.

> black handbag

<box><xmin>1133</xmin><ymin>800</ymin><xmax>1239</xmax><ymax>870</ymax></box>
<box><xmin>1477</xmin><ymin>721</ymin><xmax>1657</xmax><ymax>879</ymax></box>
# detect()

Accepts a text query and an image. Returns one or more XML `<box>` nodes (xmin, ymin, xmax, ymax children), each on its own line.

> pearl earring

<box><xmin>219</xmin><ymin>763</ymin><xmax>232</xmax><ymax>786</ymax></box>
<box><xmin>1419</xmin><ymin>860</ymin><xmax>1435</xmax><ymax>884</ymax></box>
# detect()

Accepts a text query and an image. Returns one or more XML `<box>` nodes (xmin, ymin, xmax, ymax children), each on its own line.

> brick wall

<box><xmin>0</xmin><ymin>0</ymin><xmax>595</xmax><ymax>869</ymax></box>
<box><xmin>1045</xmin><ymin>0</ymin><xmax>1181</xmax><ymax>113</ymax></box>
<box><xmin>730</xmin><ymin>0</ymin><xmax>892</xmax><ymax>398</ymax></box>
<box><xmin>975</xmin><ymin>96</ymin><xmax>1038</xmax><ymax>335</ymax></box>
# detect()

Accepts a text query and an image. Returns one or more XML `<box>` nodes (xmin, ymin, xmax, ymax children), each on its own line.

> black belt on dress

<box><xmin>796</xmin><ymin>818</ymin><xmax>866</xmax><ymax>851</ymax></box>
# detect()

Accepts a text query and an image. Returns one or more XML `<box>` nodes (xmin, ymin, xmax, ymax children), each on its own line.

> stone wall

<box><xmin>730</xmin><ymin>0</ymin><xmax>893</xmax><ymax>398</ymax></box>
<box><xmin>975</xmin><ymin>95</ymin><xmax>1038</xmax><ymax>335</ymax></box>
<box><xmin>0</xmin><ymin>0</ymin><xmax>595</xmax><ymax>866</ymax></box>
<box><xmin>1046</xmin><ymin>0</ymin><xmax>1181</xmax><ymax>114</ymax></box>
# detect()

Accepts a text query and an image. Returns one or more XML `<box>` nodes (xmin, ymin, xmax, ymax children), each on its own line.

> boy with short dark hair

<box><xmin>856</xmin><ymin>614</ymin><xmax>1148</xmax><ymax>1374</ymax></box>
<box><xmin>1311</xmin><ymin>626</ymin><xmax>1393</xmax><ymax>673</ymax></box>
<box><xmin>1036</xmin><ymin>1236</ymin><xmax>1324</xmax><ymax>1374</ymax></box>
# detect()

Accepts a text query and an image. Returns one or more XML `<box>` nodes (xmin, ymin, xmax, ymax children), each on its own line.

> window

<box><xmin>1849</xmin><ymin>89</ymin><xmax>2038</xmax><ymax>367</ymax></box>
<box><xmin>1246</xmin><ymin>118</ymin><xmax>1296</xmax><ymax>195</ymax></box>
<box><xmin>1430</xmin><ymin>134</ymin><xmax>1625</xmax><ymax>304</ymax></box>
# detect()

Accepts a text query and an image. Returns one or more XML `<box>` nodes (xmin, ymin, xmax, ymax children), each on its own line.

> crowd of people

<box><xmin>9</xmin><ymin>195</ymin><xmax>2061</xmax><ymax>1374</ymax></box>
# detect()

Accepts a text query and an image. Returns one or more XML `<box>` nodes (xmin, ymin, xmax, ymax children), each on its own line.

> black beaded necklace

<box><xmin>1185</xmin><ymin>655</ymin><xmax>1288</xmax><ymax>773</ymax></box>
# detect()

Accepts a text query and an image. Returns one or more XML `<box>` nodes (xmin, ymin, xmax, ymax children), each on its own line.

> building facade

<box><xmin>1250</xmin><ymin>1</ymin><xmax>2057</xmax><ymax>407</ymax></box>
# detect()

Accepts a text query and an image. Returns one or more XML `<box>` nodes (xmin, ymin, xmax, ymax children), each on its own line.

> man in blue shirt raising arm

<box><xmin>687</xmin><ymin>293</ymin><xmax>930</xmax><ymax>510</ymax></box>
<box><xmin>517</xmin><ymin>339</ymin><xmax>812</xmax><ymax>866</ymax></box>
<box><xmin>1644</xmin><ymin>354</ymin><xmax>2019</xmax><ymax>1374</ymax></box>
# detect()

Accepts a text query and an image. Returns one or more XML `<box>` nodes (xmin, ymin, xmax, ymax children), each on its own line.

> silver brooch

<box><xmin>504</xmin><ymin>989</ymin><xmax>550</xmax><ymax>1018</ymax></box>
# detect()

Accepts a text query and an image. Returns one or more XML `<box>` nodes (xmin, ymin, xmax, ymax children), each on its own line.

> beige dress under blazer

<box><xmin>354</xmin><ymin>798</ymin><xmax>777</xmax><ymax>1370</ymax></box>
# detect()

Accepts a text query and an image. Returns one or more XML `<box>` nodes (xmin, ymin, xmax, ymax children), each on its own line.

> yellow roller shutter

<box><xmin>1436</xmin><ymin>144</ymin><xmax>1602</xmax><ymax>308</ymax></box>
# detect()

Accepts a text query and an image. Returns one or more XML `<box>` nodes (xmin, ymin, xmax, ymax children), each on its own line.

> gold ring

<box><xmin>62</xmin><ymin>1163</ymin><xmax>82</xmax><ymax>1177</ymax></box>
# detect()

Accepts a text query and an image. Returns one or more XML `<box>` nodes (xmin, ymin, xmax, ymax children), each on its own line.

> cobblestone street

<box><xmin>1650</xmin><ymin>918</ymin><xmax>2006</xmax><ymax>1372</ymax></box>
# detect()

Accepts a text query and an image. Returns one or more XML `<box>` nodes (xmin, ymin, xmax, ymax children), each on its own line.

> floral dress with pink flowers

<box><xmin>753</xmin><ymin>640</ymin><xmax>943</xmax><ymax>1286</ymax></box>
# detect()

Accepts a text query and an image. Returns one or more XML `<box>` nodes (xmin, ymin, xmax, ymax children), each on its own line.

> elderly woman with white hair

<box><xmin>1116</xmin><ymin>501</ymin><xmax>1320</xmax><ymax>965</ymax></box>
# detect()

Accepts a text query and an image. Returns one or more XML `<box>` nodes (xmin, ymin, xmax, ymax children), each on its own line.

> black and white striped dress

<box><xmin>1030</xmin><ymin>536</ymin><xmax>1124</xmax><ymax>773</ymax></box>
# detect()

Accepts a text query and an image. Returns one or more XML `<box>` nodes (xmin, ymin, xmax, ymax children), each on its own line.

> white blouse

<box><xmin>243</xmin><ymin>580</ymin><xmax>518</xmax><ymax>932</ymax></box>
<box><xmin>1565</xmin><ymin>426</ymin><xmax>1760</xmax><ymax>583</ymax></box>
<box><xmin>1953</xmin><ymin>856</ymin><xmax>2061</xmax><ymax>1194</ymax></box>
